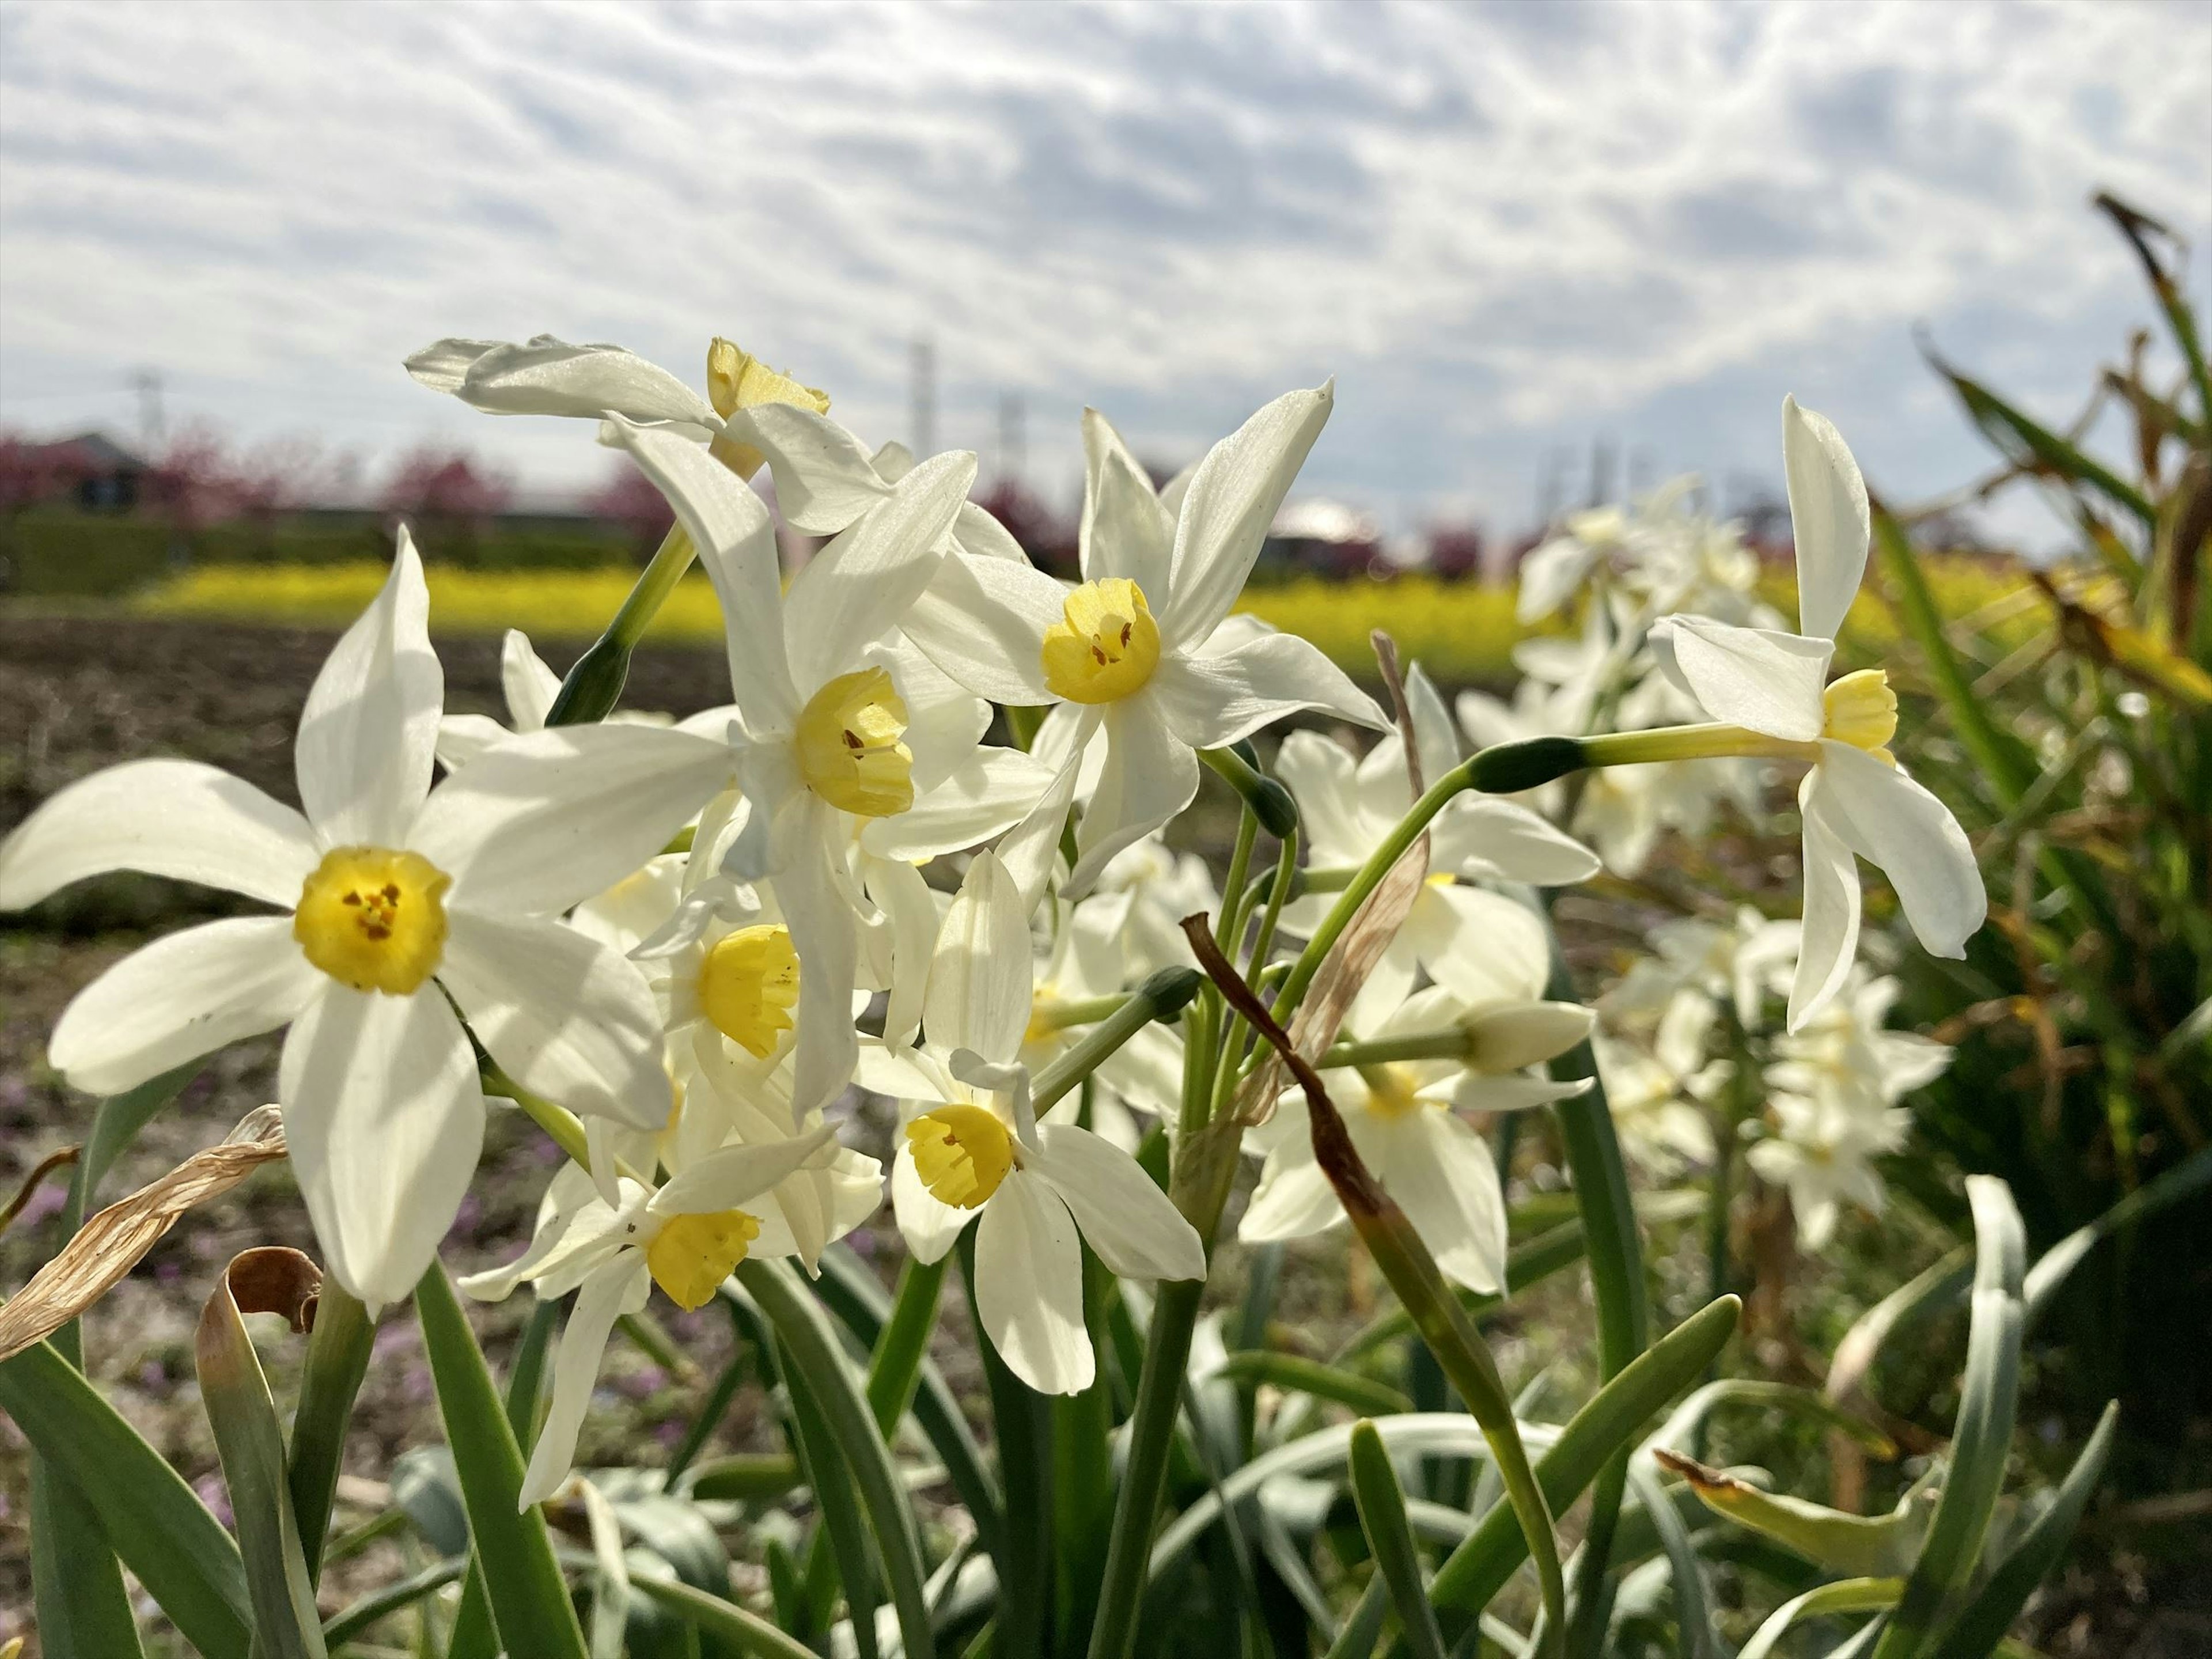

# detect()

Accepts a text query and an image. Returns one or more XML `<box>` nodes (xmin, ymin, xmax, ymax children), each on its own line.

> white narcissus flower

<box><xmin>857</xmin><ymin>854</ymin><xmax>1205</xmax><ymax>1393</ymax></box>
<box><xmin>459</xmin><ymin>1122</ymin><xmax>842</xmax><ymax>1506</ymax></box>
<box><xmin>0</xmin><ymin>539</ymin><xmax>727</xmax><ymax>1306</ymax></box>
<box><xmin>577</xmin><ymin>421</ymin><xmax>1049</xmax><ymax>1115</ymax></box>
<box><xmin>406</xmin><ymin>333</ymin><xmax>828</xmax><ymax>479</ymax></box>
<box><xmin>1647</xmin><ymin>398</ymin><xmax>1986</xmax><ymax>1029</ymax></box>
<box><xmin>1240</xmin><ymin>931</ymin><xmax>1594</xmax><ymax>1294</ymax></box>
<box><xmin>893</xmin><ymin>393</ymin><xmax>1389</xmax><ymax>897</ymax></box>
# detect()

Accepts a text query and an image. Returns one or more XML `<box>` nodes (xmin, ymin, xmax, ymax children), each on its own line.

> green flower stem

<box><xmin>1578</xmin><ymin>724</ymin><xmax>1809</xmax><ymax>767</ymax></box>
<box><xmin>544</xmin><ymin>524</ymin><xmax>696</xmax><ymax>728</ymax></box>
<box><xmin>1319</xmin><ymin>1029</ymin><xmax>1476</xmax><ymax>1068</ymax></box>
<box><xmin>1026</xmin><ymin>994</ymin><xmax>1128</xmax><ymax>1033</ymax></box>
<box><xmin>1031</xmin><ymin>967</ymin><xmax>1202</xmax><ymax>1115</ymax></box>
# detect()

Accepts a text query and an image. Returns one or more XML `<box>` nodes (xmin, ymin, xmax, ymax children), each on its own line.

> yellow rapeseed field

<box><xmin>126</xmin><ymin>556</ymin><xmax>2048</xmax><ymax>683</ymax></box>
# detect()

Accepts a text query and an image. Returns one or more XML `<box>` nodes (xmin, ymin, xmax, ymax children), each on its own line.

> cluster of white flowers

<box><xmin>1457</xmin><ymin>478</ymin><xmax>1779</xmax><ymax>877</ymax></box>
<box><xmin>0</xmin><ymin>338</ymin><xmax>1983</xmax><ymax>1503</ymax></box>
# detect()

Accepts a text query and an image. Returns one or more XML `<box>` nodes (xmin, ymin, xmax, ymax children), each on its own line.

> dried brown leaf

<box><xmin>0</xmin><ymin>1105</ymin><xmax>287</xmax><ymax>1361</ymax></box>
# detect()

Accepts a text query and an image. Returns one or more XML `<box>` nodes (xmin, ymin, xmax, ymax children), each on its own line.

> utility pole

<box><xmin>995</xmin><ymin>391</ymin><xmax>1025</xmax><ymax>486</ymax></box>
<box><xmin>131</xmin><ymin>369</ymin><xmax>165</xmax><ymax>454</ymax></box>
<box><xmin>910</xmin><ymin>338</ymin><xmax>936</xmax><ymax>459</ymax></box>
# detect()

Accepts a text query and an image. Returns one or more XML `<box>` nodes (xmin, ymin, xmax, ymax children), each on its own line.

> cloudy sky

<box><xmin>2</xmin><ymin>0</ymin><xmax>2206</xmax><ymax>543</ymax></box>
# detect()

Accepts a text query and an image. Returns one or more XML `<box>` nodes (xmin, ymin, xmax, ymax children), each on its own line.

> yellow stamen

<box><xmin>1821</xmin><ymin>668</ymin><xmax>1899</xmax><ymax>764</ymax></box>
<box><xmin>645</xmin><ymin>1209</ymin><xmax>761</xmax><ymax>1311</ymax></box>
<box><xmin>705</xmin><ymin>337</ymin><xmax>831</xmax><ymax>479</ymax></box>
<box><xmin>795</xmin><ymin>666</ymin><xmax>915</xmax><ymax>817</ymax></box>
<box><xmin>696</xmin><ymin>925</ymin><xmax>800</xmax><ymax>1056</ymax></box>
<box><xmin>906</xmin><ymin>1104</ymin><xmax>1016</xmax><ymax>1209</ymax></box>
<box><xmin>294</xmin><ymin>847</ymin><xmax>450</xmax><ymax>995</ymax></box>
<box><xmin>1040</xmin><ymin>578</ymin><xmax>1161</xmax><ymax>703</ymax></box>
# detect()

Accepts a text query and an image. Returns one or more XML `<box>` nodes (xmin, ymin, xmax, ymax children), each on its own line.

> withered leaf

<box><xmin>0</xmin><ymin>1105</ymin><xmax>287</xmax><ymax>1361</ymax></box>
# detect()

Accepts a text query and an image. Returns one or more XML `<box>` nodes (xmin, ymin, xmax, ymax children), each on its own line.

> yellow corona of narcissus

<box><xmin>1820</xmin><ymin>668</ymin><xmax>1899</xmax><ymax>761</ymax></box>
<box><xmin>695</xmin><ymin>925</ymin><xmax>801</xmax><ymax>1056</ymax></box>
<box><xmin>293</xmin><ymin>847</ymin><xmax>452</xmax><ymax>994</ymax></box>
<box><xmin>707</xmin><ymin>336</ymin><xmax>830</xmax><ymax>478</ymax></box>
<box><xmin>644</xmin><ymin>1209</ymin><xmax>762</xmax><ymax>1310</ymax></box>
<box><xmin>1040</xmin><ymin>578</ymin><xmax>1161</xmax><ymax>703</ymax></box>
<box><xmin>796</xmin><ymin>666</ymin><xmax>915</xmax><ymax>817</ymax></box>
<box><xmin>906</xmin><ymin>1103</ymin><xmax>1016</xmax><ymax>1208</ymax></box>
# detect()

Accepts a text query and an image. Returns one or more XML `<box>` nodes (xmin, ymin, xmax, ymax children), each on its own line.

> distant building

<box><xmin>7</xmin><ymin>431</ymin><xmax>149</xmax><ymax>512</ymax></box>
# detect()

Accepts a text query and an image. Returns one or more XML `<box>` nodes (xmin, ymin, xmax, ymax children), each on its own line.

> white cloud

<box><xmin>1</xmin><ymin>0</ymin><xmax>2205</xmax><ymax>539</ymax></box>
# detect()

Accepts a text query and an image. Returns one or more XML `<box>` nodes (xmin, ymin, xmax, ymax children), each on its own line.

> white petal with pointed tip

<box><xmin>410</xmin><ymin>725</ymin><xmax>732</xmax><ymax>916</ymax></box>
<box><xmin>776</xmin><ymin>809</ymin><xmax>862</xmax><ymax>1117</ymax></box>
<box><xmin>1787</xmin><ymin>770</ymin><xmax>1865</xmax><ymax>1032</ymax></box>
<box><xmin>605</xmin><ymin>418</ymin><xmax>798</xmax><ymax>728</ymax></box>
<box><xmin>1068</xmin><ymin>696</ymin><xmax>1200</xmax><ymax>895</ymax></box>
<box><xmin>1368</xmin><ymin>1110</ymin><xmax>1509</xmax><ymax>1294</ymax></box>
<box><xmin>1430</xmin><ymin>797</ymin><xmax>1600</xmax><ymax>887</ymax></box>
<box><xmin>1813</xmin><ymin>742</ymin><xmax>1986</xmax><ymax>959</ymax></box>
<box><xmin>1147</xmin><ymin>631</ymin><xmax>1388</xmax><ymax>749</ymax></box>
<box><xmin>926</xmin><ymin>853</ymin><xmax>1033</xmax><ymax>1066</ymax></box>
<box><xmin>0</xmin><ymin>759</ymin><xmax>317</xmax><ymax>911</ymax></box>
<box><xmin>1032</xmin><ymin>1123</ymin><xmax>1205</xmax><ymax>1281</ymax></box>
<box><xmin>438</xmin><ymin>908</ymin><xmax>669</xmax><ymax>1128</ymax></box>
<box><xmin>1080</xmin><ymin>408</ymin><xmax>1174</xmax><ymax>604</ymax></box>
<box><xmin>726</xmin><ymin>402</ymin><xmax>891</xmax><ymax>533</ymax></box>
<box><xmin>48</xmin><ymin>916</ymin><xmax>319</xmax><ymax>1095</ymax></box>
<box><xmin>1162</xmin><ymin>384</ymin><xmax>1333</xmax><ymax>649</ymax></box>
<box><xmin>975</xmin><ymin>1169</ymin><xmax>1092</xmax><ymax>1395</ymax></box>
<box><xmin>901</xmin><ymin>552</ymin><xmax>1065</xmax><ymax>706</ymax></box>
<box><xmin>281</xmin><ymin>982</ymin><xmax>485</xmax><ymax>1310</ymax></box>
<box><xmin>518</xmin><ymin>1251</ymin><xmax>651</xmax><ymax>1506</ymax></box>
<box><xmin>891</xmin><ymin>1143</ymin><xmax>972</xmax><ymax>1265</ymax></box>
<box><xmin>1652</xmin><ymin>615</ymin><xmax>1831</xmax><ymax>742</ymax></box>
<box><xmin>783</xmin><ymin>450</ymin><xmax>973</xmax><ymax>692</ymax></box>
<box><xmin>1783</xmin><ymin>397</ymin><xmax>1872</xmax><ymax>643</ymax></box>
<box><xmin>296</xmin><ymin>534</ymin><xmax>443</xmax><ymax>847</ymax></box>
<box><xmin>649</xmin><ymin>1122</ymin><xmax>840</xmax><ymax>1215</ymax></box>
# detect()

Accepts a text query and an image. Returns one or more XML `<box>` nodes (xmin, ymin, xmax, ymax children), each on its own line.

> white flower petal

<box><xmin>1147</xmin><ymin>631</ymin><xmax>1389</xmax><ymax>750</ymax></box>
<box><xmin>439</xmin><ymin>909</ymin><xmax>669</xmax><ymax>1128</ymax></box>
<box><xmin>994</xmin><ymin>712</ymin><xmax>1098</xmax><ymax>910</ymax></box>
<box><xmin>434</xmin><ymin>713</ymin><xmax>510</xmax><ymax>772</ymax></box>
<box><xmin>1161</xmin><ymin>383</ymin><xmax>1333</xmax><ymax>649</ymax></box>
<box><xmin>0</xmin><ymin>759</ymin><xmax>316</xmax><ymax>912</ymax></box>
<box><xmin>953</xmin><ymin>499</ymin><xmax>1027</xmax><ymax>563</ymax></box>
<box><xmin>1782</xmin><ymin>396</ymin><xmax>1872</xmax><ymax>644</ymax></box>
<box><xmin>924</xmin><ymin>852</ymin><xmax>1033</xmax><ymax>1065</ymax></box>
<box><xmin>1650</xmin><ymin>615</ymin><xmax>1831</xmax><ymax>743</ymax></box>
<box><xmin>422</xmin><ymin>335</ymin><xmax>715</xmax><ymax>429</ymax></box>
<box><xmin>410</xmin><ymin>725</ymin><xmax>731</xmax><ymax>916</ymax></box>
<box><xmin>1404</xmin><ymin>663</ymin><xmax>1463</xmax><ymax>789</ymax></box>
<box><xmin>1272</xmin><ymin>730</ymin><xmax>1373</xmax><ymax>868</ymax></box>
<box><xmin>296</xmin><ymin>531</ymin><xmax>443</xmax><ymax>847</ymax></box>
<box><xmin>864</xmin><ymin>747</ymin><xmax>1055</xmax><ymax>863</ymax></box>
<box><xmin>783</xmin><ymin>450</ymin><xmax>973</xmax><ymax>692</ymax></box>
<box><xmin>873</xmin><ymin>636</ymin><xmax>988</xmax><ymax>794</ymax></box>
<box><xmin>1080</xmin><ymin>407</ymin><xmax>1173</xmax><ymax>606</ymax></box>
<box><xmin>458</xmin><ymin>1168</ymin><xmax>608</xmax><ymax>1302</ymax></box>
<box><xmin>281</xmin><ymin>982</ymin><xmax>484</xmax><ymax>1310</ymax></box>
<box><xmin>648</xmin><ymin>1122</ymin><xmax>839</xmax><ymax>1215</ymax></box>
<box><xmin>1372</xmin><ymin>1111</ymin><xmax>1508</xmax><ymax>1294</ymax></box>
<box><xmin>1429</xmin><ymin>797</ymin><xmax>1600</xmax><ymax>887</ymax></box>
<box><xmin>902</xmin><ymin>552</ymin><xmax>1065</xmax><ymax>705</ymax></box>
<box><xmin>500</xmin><ymin>629</ymin><xmax>562</xmax><ymax>732</ymax></box>
<box><xmin>1434</xmin><ymin>1073</ymin><xmax>1594</xmax><ymax>1112</ymax></box>
<box><xmin>1032</xmin><ymin>1124</ymin><xmax>1204</xmax><ymax>1281</ymax></box>
<box><xmin>1409</xmin><ymin>884</ymin><xmax>1552</xmax><ymax>1006</ymax></box>
<box><xmin>518</xmin><ymin>1252</ymin><xmax>651</xmax><ymax>1508</ymax></box>
<box><xmin>975</xmin><ymin>1170</ymin><xmax>1092</xmax><ymax>1395</ymax></box>
<box><xmin>47</xmin><ymin>917</ymin><xmax>317</xmax><ymax>1095</ymax></box>
<box><xmin>777</xmin><ymin>818</ymin><xmax>862</xmax><ymax>1118</ymax></box>
<box><xmin>1814</xmin><ymin>742</ymin><xmax>1986</xmax><ymax>960</ymax></box>
<box><xmin>863</xmin><ymin>857</ymin><xmax>940</xmax><ymax>1050</ymax></box>
<box><xmin>725</xmin><ymin>402</ymin><xmax>891</xmax><ymax>534</ymax></box>
<box><xmin>1068</xmin><ymin>696</ymin><xmax>1200</xmax><ymax>896</ymax></box>
<box><xmin>1239</xmin><ymin>1151</ymin><xmax>1345</xmax><ymax>1243</ymax></box>
<box><xmin>604</xmin><ymin>416</ymin><xmax>797</xmax><ymax>728</ymax></box>
<box><xmin>891</xmin><ymin>1143</ymin><xmax>971</xmax><ymax>1264</ymax></box>
<box><xmin>1787</xmin><ymin>770</ymin><xmax>1863</xmax><ymax>1032</ymax></box>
